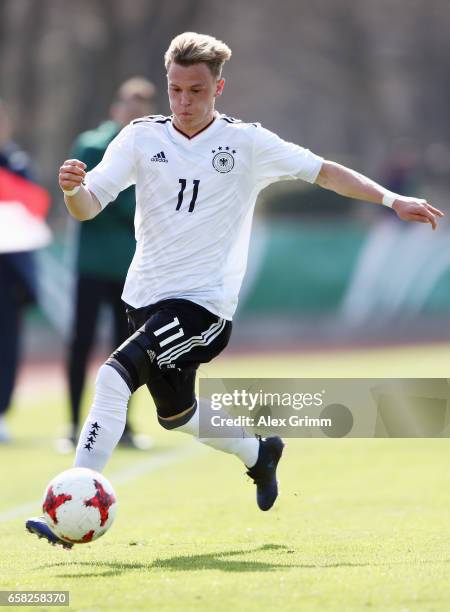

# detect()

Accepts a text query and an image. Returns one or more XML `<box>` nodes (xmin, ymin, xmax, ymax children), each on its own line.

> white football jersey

<box><xmin>85</xmin><ymin>113</ymin><xmax>323</xmax><ymax>319</ymax></box>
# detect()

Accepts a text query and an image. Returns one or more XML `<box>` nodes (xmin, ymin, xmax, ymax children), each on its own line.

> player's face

<box><xmin>167</xmin><ymin>62</ymin><xmax>224</xmax><ymax>135</ymax></box>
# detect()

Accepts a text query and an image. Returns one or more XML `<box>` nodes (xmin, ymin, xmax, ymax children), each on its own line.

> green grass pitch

<box><xmin>1</xmin><ymin>344</ymin><xmax>450</xmax><ymax>611</ymax></box>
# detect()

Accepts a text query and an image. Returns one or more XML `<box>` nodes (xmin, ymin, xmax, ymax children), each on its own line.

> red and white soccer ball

<box><xmin>42</xmin><ymin>467</ymin><xmax>117</xmax><ymax>545</ymax></box>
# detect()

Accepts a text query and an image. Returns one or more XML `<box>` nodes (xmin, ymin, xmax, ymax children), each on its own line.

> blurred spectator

<box><xmin>0</xmin><ymin>99</ymin><xmax>49</xmax><ymax>443</ymax></box>
<box><xmin>378</xmin><ymin>138</ymin><xmax>421</xmax><ymax>218</ymax></box>
<box><xmin>59</xmin><ymin>78</ymin><xmax>156</xmax><ymax>452</ymax></box>
<box><xmin>339</xmin><ymin>138</ymin><xmax>422</xmax><ymax>325</ymax></box>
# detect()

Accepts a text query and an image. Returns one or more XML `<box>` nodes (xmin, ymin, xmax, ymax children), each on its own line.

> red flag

<box><xmin>0</xmin><ymin>167</ymin><xmax>50</xmax><ymax>217</ymax></box>
<box><xmin>0</xmin><ymin>167</ymin><xmax>51</xmax><ymax>252</ymax></box>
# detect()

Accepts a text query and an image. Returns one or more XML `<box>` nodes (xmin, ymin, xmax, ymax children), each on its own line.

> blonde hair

<box><xmin>164</xmin><ymin>32</ymin><xmax>232</xmax><ymax>79</ymax></box>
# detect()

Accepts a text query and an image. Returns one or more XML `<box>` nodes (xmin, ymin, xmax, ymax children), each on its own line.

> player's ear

<box><xmin>215</xmin><ymin>78</ymin><xmax>225</xmax><ymax>97</ymax></box>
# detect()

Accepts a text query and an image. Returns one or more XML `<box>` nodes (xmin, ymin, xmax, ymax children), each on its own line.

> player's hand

<box><xmin>59</xmin><ymin>159</ymin><xmax>86</xmax><ymax>193</ymax></box>
<box><xmin>392</xmin><ymin>197</ymin><xmax>444</xmax><ymax>230</ymax></box>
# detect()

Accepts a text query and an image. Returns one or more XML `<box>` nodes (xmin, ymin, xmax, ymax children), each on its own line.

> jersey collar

<box><xmin>168</xmin><ymin>112</ymin><xmax>223</xmax><ymax>144</ymax></box>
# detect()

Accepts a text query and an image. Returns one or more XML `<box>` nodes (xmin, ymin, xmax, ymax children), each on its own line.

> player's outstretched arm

<box><xmin>59</xmin><ymin>159</ymin><xmax>102</xmax><ymax>221</ymax></box>
<box><xmin>315</xmin><ymin>160</ymin><xmax>444</xmax><ymax>230</ymax></box>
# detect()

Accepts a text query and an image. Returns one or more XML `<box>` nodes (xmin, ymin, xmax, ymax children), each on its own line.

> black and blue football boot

<box><xmin>25</xmin><ymin>516</ymin><xmax>73</xmax><ymax>550</ymax></box>
<box><xmin>246</xmin><ymin>436</ymin><xmax>285</xmax><ymax>511</ymax></box>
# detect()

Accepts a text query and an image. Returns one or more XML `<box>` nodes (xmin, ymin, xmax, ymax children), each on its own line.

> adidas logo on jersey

<box><xmin>150</xmin><ymin>151</ymin><xmax>168</xmax><ymax>163</ymax></box>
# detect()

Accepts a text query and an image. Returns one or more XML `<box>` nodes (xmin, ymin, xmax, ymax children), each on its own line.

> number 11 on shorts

<box><xmin>153</xmin><ymin>316</ymin><xmax>185</xmax><ymax>347</ymax></box>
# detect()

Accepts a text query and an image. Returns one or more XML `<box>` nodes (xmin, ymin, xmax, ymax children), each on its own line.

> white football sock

<box><xmin>74</xmin><ymin>364</ymin><xmax>131</xmax><ymax>471</ymax></box>
<box><xmin>174</xmin><ymin>398</ymin><xmax>259</xmax><ymax>467</ymax></box>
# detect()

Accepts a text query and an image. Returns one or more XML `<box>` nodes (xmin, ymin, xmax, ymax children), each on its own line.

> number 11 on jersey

<box><xmin>176</xmin><ymin>179</ymin><xmax>200</xmax><ymax>212</ymax></box>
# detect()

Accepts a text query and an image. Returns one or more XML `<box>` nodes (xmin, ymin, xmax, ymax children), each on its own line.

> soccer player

<box><xmin>27</xmin><ymin>32</ymin><xmax>443</xmax><ymax>547</ymax></box>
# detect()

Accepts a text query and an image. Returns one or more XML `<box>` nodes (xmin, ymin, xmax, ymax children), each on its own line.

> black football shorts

<box><xmin>125</xmin><ymin>298</ymin><xmax>232</xmax><ymax>418</ymax></box>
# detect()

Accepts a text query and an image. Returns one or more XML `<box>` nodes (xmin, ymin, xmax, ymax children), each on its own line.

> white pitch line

<box><xmin>0</xmin><ymin>443</ymin><xmax>204</xmax><ymax>523</ymax></box>
<box><xmin>0</xmin><ymin>501</ymin><xmax>41</xmax><ymax>523</ymax></box>
<box><xmin>111</xmin><ymin>442</ymin><xmax>204</xmax><ymax>485</ymax></box>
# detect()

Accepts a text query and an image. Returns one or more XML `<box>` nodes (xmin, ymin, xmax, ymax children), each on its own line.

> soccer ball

<box><xmin>42</xmin><ymin>467</ymin><xmax>117</xmax><ymax>544</ymax></box>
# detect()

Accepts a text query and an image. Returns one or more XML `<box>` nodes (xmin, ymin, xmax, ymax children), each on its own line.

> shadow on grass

<box><xmin>37</xmin><ymin>545</ymin><xmax>450</xmax><ymax>578</ymax></box>
<box><xmin>37</xmin><ymin>544</ymin><xmax>298</xmax><ymax>577</ymax></box>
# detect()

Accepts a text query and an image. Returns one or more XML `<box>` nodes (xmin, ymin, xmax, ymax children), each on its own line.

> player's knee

<box><xmin>157</xmin><ymin>402</ymin><xmax>197</xmax><ymax>430</ymax></box>
<box><xmin>146</xmin><ymin>367</ymin><xmax>196</xmax><ymax>428</ymax></box>
<box><xmin>95</xmin><ymin>364</ymin><xmax>132</xmax><ymax>401</ymax></box>
<box><xmin>105</xmin><ymin>329</ymin><xmax>159</xmax><ymax>393</ymax></box>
